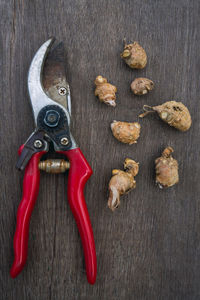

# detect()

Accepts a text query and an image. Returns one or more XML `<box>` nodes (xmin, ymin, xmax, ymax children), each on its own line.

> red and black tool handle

<box><xmin>10</xmin><ymin>146</ymin><xmax>97</xmax><ymax>284</ymax></box>
<box><xmin>10</xmin><ymin>145</ymin><xmax>45</xmax><ymax>278</ymax></box>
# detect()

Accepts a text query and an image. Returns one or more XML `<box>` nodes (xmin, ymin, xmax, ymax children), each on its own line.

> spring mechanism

<box><xmin>38</xmin><ymin>159</ymin><xmax>70</xmax><ymax>173</ymax></box>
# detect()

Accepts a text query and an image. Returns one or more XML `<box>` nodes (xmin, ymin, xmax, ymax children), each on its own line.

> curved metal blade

<box><xmin>28</xmin><ymin>38</ymin><xmax>71</xmax><ymax>125</ymax></box>
<box><xmin>42</xmin><ymin>41</ymin><xmax>71</xmax><ymax>115</ymax></box>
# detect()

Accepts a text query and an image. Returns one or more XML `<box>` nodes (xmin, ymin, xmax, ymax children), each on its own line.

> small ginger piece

<box><xmin>108</xmin><ymin>158</ymin><xmax>139</xmax><ymax>211</ymax></box>
<box><xmin>94</xmin><ymin>75</ymin><xmax>117</xmax><ymax>107</ymax></box>
<box><xmin>131</xmin><ymin>78</ymin><xmax>154</xmax><ymax>95</ymax></box>
<box><xmin>139</xmin><ymin>101</ymin><xmax>192</xmax><ymax>131</ymax></box>
<box><xmin>155</xmin><ymin>147</ymin><xmax>179</xmax><ymax>188</ymax></box>
<box><xmin>121</xmin><ymin>41</ymin><xmax>147</xmax><ymax>69</ymax></box>
<box><xmin>111</xmin><ymin>120</ymin><xmax>141</xmax><ymax>144</ymax></box>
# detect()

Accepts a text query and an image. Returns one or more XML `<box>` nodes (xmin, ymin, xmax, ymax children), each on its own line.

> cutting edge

<box><xmin>27</xmin><ymin>38</ymin><xmax>71</xmax><ymax>124</ymax></box>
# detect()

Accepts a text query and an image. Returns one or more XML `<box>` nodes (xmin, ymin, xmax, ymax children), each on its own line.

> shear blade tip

<box><xmin>46</xmin><ymin>37</ymin><xmax>55</xmax><ymax>47</ymax></box>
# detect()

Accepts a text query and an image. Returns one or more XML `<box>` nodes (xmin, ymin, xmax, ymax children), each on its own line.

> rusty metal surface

<box><xmin>42</xmin><ymin>42</ymin><xmax>71</xmax><ymax>113</ymax></box>
<box><xmin>39</xmin><ymin>159</ymin><xmax>70</xmax><ymax>173</ymax></box>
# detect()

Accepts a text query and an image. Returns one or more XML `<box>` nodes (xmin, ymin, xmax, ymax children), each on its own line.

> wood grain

<box><xmin>1</xmin><ymin>0</ymin><xmax>200</xmax><ymax>299</ymax></box>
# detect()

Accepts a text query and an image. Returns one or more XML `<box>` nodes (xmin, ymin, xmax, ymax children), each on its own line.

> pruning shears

<box><xmin>10</xmin><ymin>38</ymin><xmax>97</xmax><ymax>284</ymax></box>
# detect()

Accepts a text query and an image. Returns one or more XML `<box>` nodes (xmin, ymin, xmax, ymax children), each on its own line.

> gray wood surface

<box><xmin>1</xmin><ymin>0</ymin><xmax>200</xmax><ymax>299</ymax></box>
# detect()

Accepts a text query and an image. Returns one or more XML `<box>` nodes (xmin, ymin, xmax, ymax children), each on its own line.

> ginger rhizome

<box><xmin>131</xmin><ymin>78</ymin><xmax>154</xmax><ymax>95</ymax></box>
<box><xmin>139</xmin><ymin>101</ymin><xmax>192</xmax><ymax>131</ymax></box>
<box><xmin>155</xmin><ymin>147</ymin><xmax>179</xmax><ymax>188</ymax></box>
<box><xmin>111</xmin><ymin>121</ymin><xmax>141</xmax><ymax>144</ymax></box>
<box><xmin>121</xmin><ymin>41</ymin><xmax>147</xmax><ymax>69</ymax></box>
<box><xmin>94</xmin><ymin>75</ymin><xmax>117</xmax><ymax>107</ymax></box>
<box><xmin>108</xmin><ymin>159</ymin><xmax>139</xmax><ymax>211</ymax></box>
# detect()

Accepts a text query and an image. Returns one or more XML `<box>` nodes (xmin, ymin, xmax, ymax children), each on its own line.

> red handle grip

<box><xmin>59</xmin><ymin>148</ymin><xmax>97</xmax><ymax>284</ymax></box>
<box><xmin>10</xmin><ymin>145</ymin><xmax>45</xmax><ymax>278</ymax></box>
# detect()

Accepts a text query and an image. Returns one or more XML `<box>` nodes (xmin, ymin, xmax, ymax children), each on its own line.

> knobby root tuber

<box><xmin>108</xmin><ymin>158</ymin><xmax>139</xmax><ymax>211</ymax></box>
<box><xmin>139</xmin><ymin>101</ymin><xmax>192</xmax><ymax>131</ymax></box>
<box><xmin>111</xmin><ymin>120</ymin><xmax>141</xmax><ymax>144</ymax></box>
<box><xmin>155</xmin><ymin>147</ymin><xmax>179</xmax><ymax>188</ymax></box>
<box><xmin>121</xmin><ymin>41</ymin><xmax>147</xmax><ymax>69</ymax></box>
<box><xmin>94</xmin><ymin>75</ymin><xmax>117</xmax><ymax>107</ymax></box>
<box><xmin>131</xmin><ymin>78</ymin><xmax>154</xmax><ymax>95</ymax></box>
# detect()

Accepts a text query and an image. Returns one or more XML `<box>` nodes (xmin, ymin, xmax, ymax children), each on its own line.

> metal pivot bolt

<box><xmin>60</xmin><ymin>137</ymin><xmax>69</xmax><ymax>145</ymax></box>
<box><xmin>34</xmin><ymin>140</ymin><xmax>43</xmax><ymax>149</ymax></box>
<box><xmin>44</xmin><ymin>110</ymin><xmax>60</xmax><ymax>127</ymax></box>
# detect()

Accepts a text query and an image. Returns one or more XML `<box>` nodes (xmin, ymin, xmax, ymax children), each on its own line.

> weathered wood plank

<box><xmin>1</xmin><ymin>0</ymin><xmax>200</xmax><ymax>299</ymax></box>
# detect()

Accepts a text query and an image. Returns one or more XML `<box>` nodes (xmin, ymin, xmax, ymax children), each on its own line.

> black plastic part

<box><xmin>16</xmin><ymin>130</ymin><xmax>47</xmax><ymax>171</ymax></box>
<box><xmin>17</xmin><ymin>105</ymin><xmax>72</xmax><ymax>170</ymax></box>
<box><xmin>37</xmin><ymin>105</ymin><xmax>72</xmax><ymax>150</ymax></box>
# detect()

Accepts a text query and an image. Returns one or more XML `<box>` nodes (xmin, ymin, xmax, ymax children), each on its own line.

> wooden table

<box><xmin>1</xmin><ymin>1</ymin><xmax>199</xmax><ymax>299</ymax></box>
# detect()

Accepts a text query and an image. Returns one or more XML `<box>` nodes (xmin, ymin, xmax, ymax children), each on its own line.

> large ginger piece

<box><xmin>121</xmin><ymin>41</ymin><xmax>147</xmax><ymax>69</ymax></box>
<box><xmin>108</xmin><ymin>159</ymin><xmax>139</xmax><ymax>211</ymax></box>
<box><xmin>94</xmin><ymin>75</ymin><xmax>117</xmax><ymax>107</ymax></box>
<box><xmin>140</xmin><ymin>101</ymin><xmax>192</xmax><ymax>131</ymax></box>
<box><xmin>155</xmin><ymin>147</ymin><xmax>179</xmax><ymax>188</ymax></box>
<box><xmin>111</xmin><ymin>121</ymin><xmax>141</xmax><ymax>144</ymax></box>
